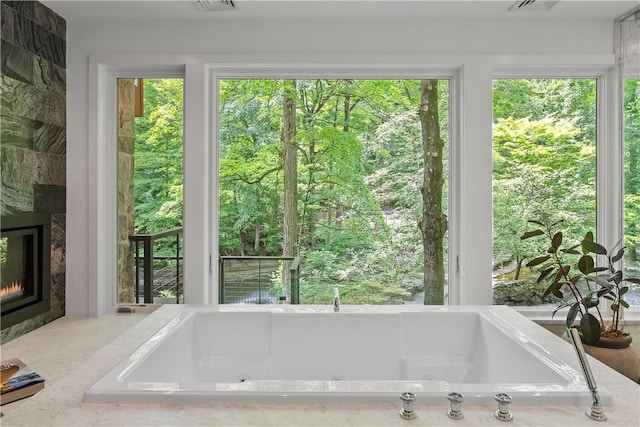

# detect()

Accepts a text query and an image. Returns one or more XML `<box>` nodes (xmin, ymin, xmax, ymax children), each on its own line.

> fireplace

<box><xmin>1</xmin><ymin>213</ymin><xmax>51</xmax><ymax>329</ymax></box>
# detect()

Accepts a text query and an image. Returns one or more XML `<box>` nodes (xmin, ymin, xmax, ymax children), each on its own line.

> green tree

<box><xmin>419</xmin><ymin>80</ymin><xmax>447</xmax><ymax>304</ymax></box>
<box><xmin>134</xmin><ymin>79</ymin><xmax>184</xmax><ymax>233</ymax></box>
<box><xmin>492</xmin><ymin>79</ymin><xmax>597</xmax><ymax>287</ymax></box>
<box><xmin>625</xmin><ymin>79</ymin><xmax>640</xmax><ymax>261</ymax></box>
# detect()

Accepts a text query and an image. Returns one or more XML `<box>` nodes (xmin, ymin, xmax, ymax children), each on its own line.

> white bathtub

<box><xmin>85</xmin><ymin>305</ymin><xmax>609</xmax><ymax>406</ymax></box>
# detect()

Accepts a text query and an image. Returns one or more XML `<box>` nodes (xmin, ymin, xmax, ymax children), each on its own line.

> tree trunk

<box><xmin>513</xmin><ymin>256</ymin><xmax>523</xmax><ymax>280</ymax></box>
<box><xmin>282</xmin><ymin>79</ymin><xmax>298</xmax><ymax>301</ymax></box>
<box><xmin>418</xmin><ymin>80</ymin><xmax>447</xmax><ymax>305</ymax></box>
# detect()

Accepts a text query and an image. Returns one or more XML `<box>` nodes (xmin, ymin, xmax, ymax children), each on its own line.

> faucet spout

<box><xmin>568</xmin><ymin>326</ymin><xmax>606</xmax><ymax>421</ymax></box>
<box><xmin>333</xmin><ymin>287</ymin><xmax>340</xmax><ymax>312</ymax></box>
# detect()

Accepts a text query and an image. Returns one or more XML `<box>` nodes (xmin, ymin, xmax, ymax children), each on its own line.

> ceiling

<box><xmin>41</xmin><ymin>0</ymin><xmax>640</xmax><ymax>23</ymax></box>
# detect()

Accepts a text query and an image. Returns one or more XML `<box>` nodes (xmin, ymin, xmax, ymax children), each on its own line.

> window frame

<box><xmin>492</xmin><ymin>65</ymin><xmax>624</xmax><ymax>321</ymax></box>
<box><xmin>208</xmin><ymin>66</ymin><xmax>462</xmax><ymax>305</ymax></box>
<box><xmin>83</xmin><ymin>55</ymin><xmax>626</xmax><ymax>318</ymax></box>
<box><xmin>624</xmin><ymin>73</ymin><xmax>640</xmax><ymax>316</ymax></box>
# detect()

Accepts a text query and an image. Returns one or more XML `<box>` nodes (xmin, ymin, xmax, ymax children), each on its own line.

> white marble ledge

<box><xmin>1</xmin><ymin>309</ymin><xmax>639</xmax><ymax>427</ymax></box>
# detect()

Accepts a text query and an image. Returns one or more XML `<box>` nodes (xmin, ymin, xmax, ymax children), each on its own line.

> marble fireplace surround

<box><xmin>0</xmin><ymin>0</ymin><xmax>66</xmax><ymax>342</ymax></box>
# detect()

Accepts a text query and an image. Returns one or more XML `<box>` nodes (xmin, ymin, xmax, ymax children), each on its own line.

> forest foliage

<box><xmin>131</xmin><ymin>77</ymin><xmax>640</xmax><ymax>305</ymax></box>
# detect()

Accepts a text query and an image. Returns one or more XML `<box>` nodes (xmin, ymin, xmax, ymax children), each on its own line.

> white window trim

<box><xmin>87</xmin><ymin>55</ymin><xmax>210</xmax><ymax>315</ymax></box>
<box><xmin>623</xmin><ymin>70</ymin><xmax>640</xmax><ymax>319</ymax></box>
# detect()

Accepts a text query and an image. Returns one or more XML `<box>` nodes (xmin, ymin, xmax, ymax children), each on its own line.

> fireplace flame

<box><xmin>0</xmin><ymin>281</ymin><xmax>24</xmax><ymax>300</ymax></box>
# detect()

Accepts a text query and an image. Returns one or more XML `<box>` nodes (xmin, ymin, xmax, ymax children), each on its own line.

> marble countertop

<box><xmin>1</xmin><ymin>307</ymin><xmax>639</xmax><ymax>426</ymax></box>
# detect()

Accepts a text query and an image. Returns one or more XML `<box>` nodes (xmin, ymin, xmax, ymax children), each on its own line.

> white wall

<box><xmin>66</xmin><ymin>17</ymin><xmax>618</xmax><ymax>315</ymax></box>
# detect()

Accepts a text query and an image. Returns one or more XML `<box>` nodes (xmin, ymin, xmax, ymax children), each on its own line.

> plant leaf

<box><xmin>611</xmin><ymin>248</ymin><xmax>625</xmax><ymax>263</ymax></box>
<box><xmin>551</xmin><ymin>232</ymin><xmax>563</xmax><ymax>251</ymax></box>
<box><xmin>578</xmin><ymin>255</ymin><xmax>594</xmax><ymax>275</ymax></box>
<box><xmin>561</xmin><ymin>243</ymin><xmax>581</xmax><ymax>255</ymax></box>
<box><xmin>620</xmin><ymin>286</ymin><xmax>629</xmax><ymax>295</ymax></box>
<box><xmin>566</xmin><ymin>303</ymin><xmax>580</xmax><ymax>328</ymax></box>
<box><xmin>625</xmin><ymin>277</ymin><xmax>640</xmax><ymax>284</ymax></box>
<box><xmin>536</xmin><ymin>267</ymin><xmax>554</xmax><ymax>284</ymax></box>
<box><xmin>584</xmin><ymin>297</ymin><xmax>599</xmax><ymax>309</ymax></box>
<box><xmin>520</xmin><ymin>229</ymin><xmax>544</xmax><ymax>240</ymax></box>
<box><xmin>543</xmin><ymin>281</ymin><xmax>561</xmax><ymax>298</ymax></box>
<box><xmin>528</xmin><ymin>220</ymin><xmax>546</xmax><ymax>227</ymax></box>
<box><xmin>608</xmin><ymin>270</ymin><xmax>622</xmax><ymax>284</ymax></box>
<box><xmin>596</xmin><ymin>285</ymin><xmax>613</xmax><ymax>297</ymax></box>
<box><xmin>621</xmin><ymin>300</ymin><xmax>629</xmax><ymax>309</ymax></box>
<box><xmin>526</xmin><ymin>255</ymin><xmax>551</xmax><ymax>268</ymax></box>
<box><xmin>594</xmin><ymin>275</ymin><xmax>613</xmax><ymax>287</ymax></box>
<box><xmin>582</xmin><ymin>239</ymin><xmax>607</xmax><ymax>255</ymax></box>
<box><xmin>580</xmin><ymin>313</ymin><xmax>601</xmax><ymax>345</ymax></box>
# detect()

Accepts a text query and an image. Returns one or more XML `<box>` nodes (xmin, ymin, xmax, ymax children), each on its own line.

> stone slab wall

<box><xmin>1</xmin><ymin>0</ymin><xmax>66</xmax><ymax>343</ymax></box>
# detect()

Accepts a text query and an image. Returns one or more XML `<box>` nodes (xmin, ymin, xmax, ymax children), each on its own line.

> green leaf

<box><xmin>578</xmin><ymin>254</ymin><xmax>594</xmax><ymax>274</ymax></box>
<box><xmin>621</xmin><ymin>300</ymin><xmax>629</xmax><ymax>309</ymax></box>
<box><xmin>625</xmin><ymin>277</ymin><xmax>640</xmax><ymax>284</ymax></box>
<box><xmin>582</xmin><ymin>239</ymin><xmax>607</xmax><ymax>255</ymax></box>
<box><xmin>597</xmin><ymin>285</ymin><xmax>613</xmax><ymax>297</ymax></box>
<box><xmin>611</xmin><ymin>248</ymin><xmax>625</xmax><ymax>263</ymax></box>
<box><xmin>580</xmin><ymin>313</ymin><xmax>601</xmax><ymax>345</ymax></box>
<box><xmin>592</xmin><ymin>276</ymin><xmax>612</xmax><ymax>289</ymax></box>
<box><xmin>536</xmin><ymin>267</ymin><xmax>554</xmax><ymax>284</ymax></box>
<box><xmin>527</xmin><ymin>220</ymin><xmax>546</xmax><ymax>227</ymax></box>
<box><xmin>551</xmin><ymin>231</ymin><xmax>563</xmax><ymax>251</ymax></box>
<box><xmin>526</xmin><ymin>255</ymin><xmax>551</xmax><ymax>268</ymax></box>
<box><xmin>608</xmin><ymin>270</ymin><xmax>622</xmax><ymax>284</ymax></box>
<box><xmin>566</xmin><ymin>303</ymin><xmax>580</xmax><ymax>328</ymax></box>
<box><xmin>561</xmin><ymin>243</ymin><xmax>581</xmax><ymax>255</ymax></box>
<box><xmin>584</xmin><ymin>297</ymin><xmax>599</xmax><ymax>309</ymax></box>
<box><xmin>520</xmin><ymin>229</ymin><xmax>544</xmax><ymax>240</ymax></box>
<box><xmin>620</xmin><ymin>286</ymin><xmax>629</xmax><ymax>295</ymax></box>
<box><xmin>543</xmin><ymin>281</ymin><xmax>561</xmax><ymax>298</ymax></box>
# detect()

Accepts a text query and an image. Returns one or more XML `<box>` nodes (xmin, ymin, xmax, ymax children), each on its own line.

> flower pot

<box><xmin>582</xmin><ymin>335</ymin><xmax>640</xmax><ymax>382</ymax></box>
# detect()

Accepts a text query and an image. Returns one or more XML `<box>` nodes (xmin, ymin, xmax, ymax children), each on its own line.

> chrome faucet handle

<box><xmin>399</xmin><ymin>392</ymin><xmax>417</xmax><ymax>420</ymax></box>
<box><xmin>446</xmin><ymin>392</ymin><xmax>464</xmax><ymax>420</ymax></box>
<box><xmin>494</xmin><ymin>393</ymin><xmax>513</xmax><ymax>422</ymax></box>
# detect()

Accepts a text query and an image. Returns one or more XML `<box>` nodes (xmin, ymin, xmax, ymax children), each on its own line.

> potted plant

<box><xmin>521</xmin><ymin>219</ymin><xmax>640</xmax><ymax>381</ymax></box>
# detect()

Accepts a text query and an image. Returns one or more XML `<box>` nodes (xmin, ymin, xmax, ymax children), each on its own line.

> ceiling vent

<box><xmin>195</xmin><ymin>0</ymin><xmax>237</xmax><ymax>11</ymax></box>
<box><xmin>508</xmin><ymin>0</ymin><xmax>559</xmax><ymax>12</ymax></box>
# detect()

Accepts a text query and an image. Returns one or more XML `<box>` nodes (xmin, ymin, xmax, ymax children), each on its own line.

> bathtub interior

<box><xmin>121</xmin><ymin>310</ymin><xmax>565</xmax><ymax>384</ymax></box>
<box><xmin>87</xmin><ymin>306</ymin><xmax>605</xmax><ymax>405</ymax></box>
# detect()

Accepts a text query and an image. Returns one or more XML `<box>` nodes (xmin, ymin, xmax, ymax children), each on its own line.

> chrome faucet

<box><xmin>568</xmin><ymin>326</ymin><xmax>606</xmax><ymax>421</ymax></box>
<box><xmin>333</xmin><ymin>287</ymin><xmax>340</xmax><ymax>312</ymax></box>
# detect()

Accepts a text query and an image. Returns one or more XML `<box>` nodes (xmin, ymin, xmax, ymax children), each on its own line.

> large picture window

<box><xmin>217</xmin><ymin>78</ymin><xmax>450</xmax><ymax>305</ymax></box>
<box><xmin>492</xmin><ymin>78</ymin><xmax>597</xmax><ymax>307</ymax></box>
<box><xmin>624</xmin><ymin>78</ymin><xmax>640</xmax><ymax>308</ymax></box>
